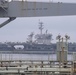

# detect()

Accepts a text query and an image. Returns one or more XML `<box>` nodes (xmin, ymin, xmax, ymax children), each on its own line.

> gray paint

<box><xmin>0</xmin><ymin>1</ymin><xmax>76</xmax><ymax>17</ymax></box>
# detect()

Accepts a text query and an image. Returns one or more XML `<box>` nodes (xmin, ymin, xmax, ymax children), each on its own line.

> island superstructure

<box><xmin>27</xmin><ymin>21</ymin><xmax>52</xmax><ymax>45</ymax></box>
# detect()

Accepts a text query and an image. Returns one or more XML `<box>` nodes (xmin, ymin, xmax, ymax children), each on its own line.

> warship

<box><xmin>0</xmin><ymin>22</ymin><xmax>75</xmax><ymax>54</ymax></box>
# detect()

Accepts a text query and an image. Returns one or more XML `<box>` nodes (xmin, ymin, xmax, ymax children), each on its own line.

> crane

<box><xmin>0</xmin><ymin>0</ymin><xmax>76</xmax><ymax>28</ymax></box>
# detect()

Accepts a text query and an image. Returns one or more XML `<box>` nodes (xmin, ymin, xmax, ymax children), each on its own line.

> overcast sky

<box><xmin>0</xmin><ymin>0</ymin><xmax>76</xmax><ymax>43</ymax></box>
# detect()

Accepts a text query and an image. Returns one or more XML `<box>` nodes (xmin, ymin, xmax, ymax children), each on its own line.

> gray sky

<box><xmin>0</xmin><ymin>0</ymin><xmax>76</xmax><ymax>43</ymax></box>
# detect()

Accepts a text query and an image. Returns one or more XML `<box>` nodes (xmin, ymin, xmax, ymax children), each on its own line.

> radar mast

<box><xmin>39</xmin><ymin>21</ymin><xmax>44</xmax><ymax>35</ymax></box>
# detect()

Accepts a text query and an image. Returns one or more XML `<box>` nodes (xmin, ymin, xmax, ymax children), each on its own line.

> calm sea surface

<box><xmin>0</xmin><ymin>54</ymin><xmax>73</xmax><ymax>61</ymax></box>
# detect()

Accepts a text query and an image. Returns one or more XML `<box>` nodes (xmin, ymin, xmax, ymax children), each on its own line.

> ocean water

<box><xmin>0</xmin><ymin>54</ymin><xmax>73</xmax><ymax>61</ymax></box>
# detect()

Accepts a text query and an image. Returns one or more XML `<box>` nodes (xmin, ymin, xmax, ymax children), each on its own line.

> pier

<box><xmin>0</xmin><ymin>59</ymin><xmax>74</xmax><ymax>75</ymax></box>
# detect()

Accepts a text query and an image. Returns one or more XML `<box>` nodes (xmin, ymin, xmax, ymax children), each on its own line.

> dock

<box><xmin>0</xmin><ymin>59</ymin><xmax>75</xmax><ymax>75</ymax></box>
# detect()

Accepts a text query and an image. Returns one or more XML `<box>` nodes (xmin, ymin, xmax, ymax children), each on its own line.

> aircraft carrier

<box><xmin>0</xmin><ymin>22</ymin><xmax>75</xmax><ymax>54</ymax></box>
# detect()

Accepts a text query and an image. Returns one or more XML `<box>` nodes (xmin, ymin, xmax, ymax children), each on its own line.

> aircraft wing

<box><xmin>0</xmin><ymin>1</ymin><xmax>76</xmax><ymax>17</ymax></box>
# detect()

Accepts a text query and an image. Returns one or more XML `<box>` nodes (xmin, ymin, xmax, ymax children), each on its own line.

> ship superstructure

<box><xmin>35</xmin><ymin>22</ymin><xmax>52</xmax><ymax>45</ymax></box>
<box><xmin>26</xmin><ymin>22</ymin><xmax>52</xmax><ymax>45</ymax></box>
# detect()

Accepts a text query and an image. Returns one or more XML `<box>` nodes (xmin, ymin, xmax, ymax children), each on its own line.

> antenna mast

<box><xmin>39</xmin><ymin>21</ymin><xmax>43</xmax><ymax>35</ymax></box>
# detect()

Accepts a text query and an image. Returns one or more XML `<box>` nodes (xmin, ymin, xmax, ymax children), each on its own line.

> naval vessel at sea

<box><xmin>0</xmin><ymin>22</ymin><xmax>76</xmax><ymax>54</ymax></box>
